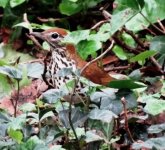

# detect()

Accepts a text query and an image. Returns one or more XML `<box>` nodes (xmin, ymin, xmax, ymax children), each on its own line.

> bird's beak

<box><xmin>30</xmin><ymin>32</ymin><xmax>45</xmax><ymax>40</ymax></box>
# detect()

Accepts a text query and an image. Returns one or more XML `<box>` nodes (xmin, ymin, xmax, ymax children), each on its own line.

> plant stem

<box><xmin>14</xmin><ymin>80</ymin><xmax>20</xmax><ymax>117</ymax></box>
<box><xmin>68</xmin><ymin>78</ymin><xmax>81</xmax><ymax>149</ymax></box>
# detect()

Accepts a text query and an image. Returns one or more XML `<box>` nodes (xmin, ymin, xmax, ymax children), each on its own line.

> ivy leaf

<box><xmin>77</xmin><ymin>40</ymin><xmax>102</xmax><ymax>60</ymax></box>
<box><xmin>63</xmin><ymin>30</ymin><xmax>90</xmax><ymax>44</ymax></box>
<box><xmin>148</xmin><ymin>123</ymin><xmax>165</xmax><ymax>134</ymax></box>
<box><xmin>8</xmin><ymin>128</ymin><xmax>23</xmax><ymax>144</ymax></box>
<box><xmin>108</xmin><ymin>79</ymin><xmax>146</xmax><ymax>89</ymax></box>
<box><xmin>10</xmin><ymin>0</ymin><xmax>26</xmax><ymax>8</ymax></box>
<box><xmin>150</xmin><ymin>36</ymin><xmax>165</xmax><ymax>54</ymax></box>
<box><xmin>130</xmin><ymin>51</ymin><xmax>156</xmax><ymax>63</ymax></box>
<box><xmin>89</xmin><ymin>109</ymin><xmax>117</xmax><ymax>123</ymax></box>
<box><xmin>112</xmin><ymin>46</ymin><xmax>128</xmax><ymax>60</ymax></box>
<box><xmin>132</xmin><ymin>136</ymin><xmax>165</xmax><ymax>149</ymax></box>
<box><xmin>0</xmin><ymin>0</ymin><xmax>9</xmax><ymax>8</ymax></box>
<box><xmin>13</xmin><ymin>22</ymin><xmax>32</xmax><ymax>30</ymax></box>
<box><xmin>59</xmin><ymin>0</ymin><xmax>82</xmax><ymax>16</ymax></box>
<box><xmin>144</xmin><ymin>98</ymin><xmax>165</xmax><ymax>116</ymax></box>
<box><xmin>59</xmin><ymin>108</ymin><xmax>88</xmax><ymax>128</ymax></box>
<box><xmin>0</xmin><ymin>66</ymin><xmax>22</xmax><ymax>80</ymax></box>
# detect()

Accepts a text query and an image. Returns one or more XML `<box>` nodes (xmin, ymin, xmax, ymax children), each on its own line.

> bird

<box><xmin>30</xmin><ymin>28</ymin><xmax>114</xmax><ymax>99</ymax></box>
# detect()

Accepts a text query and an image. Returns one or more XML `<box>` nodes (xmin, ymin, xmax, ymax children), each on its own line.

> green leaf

<box><xmin>126</xmin><ymin>0</ymin><xmax>165</xmax><ymax>31</ymax></box>
<box><xmin>88</xmin><ymin>32</ymin><xmax>110</xmax><ymax>42</ymax></box>
<box><xmin>63</xmin><ymin>30</ymin><xmax>90</xmax><ymax>45</ymax></box>
<box><xmin>89</xmin><ymin>109</ymin><xmax>117</xmax><ymax>123</ymax></box>
<box><xmin>40</xmin><ymin>111</ymin><xmax>54</xmax><ymax>122</ymax></box>
<box><xmin>42</xmin><ymin>89</ymin><xmax>66</xmax><ymax>104</ymax></box>
<box><xmin>100</xmin><ymin>90</ymin><xmax>137</xmax><ymax>115</ymax></box>
<box><xmin>0</xmin><ymin>74</ymin><xmax>13</xmax><ymax>99</ymax></box>
<box><xmin>0</xmin><ymin>65</ymin><xmax>22</xmax><ymax>80</ymax></box>
<box><xmin>144</xmin><ymin>98</ymin><xmax>165</xmax><ymax>116</ymax></box>
<box><xmin>108</xmin><ymin>79</ymin><xmax>146</xmax><ymax>89</ymax></box>
<box><xmin>8</xmin><ymin>114</ymin><xmax>26</xmax><ymax>130</ymax></box>
<box><xmin>132</xmin><ymin>136</ymin><xmax>165</xmax><ymax>149</ymax></box>
<box><xmin>10</xmin><ymin>0</ymin><xmax>26</xmax><ymax>8</ymax></box>
<box><xmin>112</xmin><ymin>46</ymin><xmax>127</xmax><ymax>60</ymax></box>
<box><xmin>59</xmin><ymin>0</ymin><xmax>82</xmax><ymax>16</ymax></box>
<box><xmin>110</xmin><ymin>8</ymin><xmax>138</xmax><ymax>35</ymax></box>
<box><xmin>85</xmin><ymin>131</ymin><xmax>104</xmax><ymax>143</ymax></box>
<box><xmin>0</xmin><ymin>0</ymin><xmax>9</xmax><ymax>8</ymax></box>
<box><xmin>13</xmin><ymin>22</ymin><xmax>32</xmax><ymax>30</ymax></box>
<box><xmin>115</xmin><ymin>0</ymin><xmax>144</xmax><ymax>11</ymax></box>
<box><xmin>150</xmin><ymin>36</ymin><xmax>165</xmax><ymax>54</ymax></box>
<box><xmin>148</xmin><ymin>123</ymin><xmax>165</xmax><ymax>134</ymax></box>
<box><xmin>20</xmin><ymin>62</ymin><xmax>44</xmax><ymax>79</ymax></box>
<box><xmin>77</xmin><ymin>40</ymin><xmax>102</xmax><ymax>60</ymax></box>
<box><xmin>19</xmin><ymin>103</ymin><xmax>36</xmax><ymax>112</ymax></box>
<box><xmin>130</xmin><ymin>50</ymin><xmax>156</xmax><ymax>63</ymax></box>
<box><xmin>8</xmin><ymin>128</ymin><xmax>23</xmax><ymax>144</ymax></box>
<box><xmin>59</xmin><ymin>108</ymin><xmax>88</xmax><ymax>128</ymax></box>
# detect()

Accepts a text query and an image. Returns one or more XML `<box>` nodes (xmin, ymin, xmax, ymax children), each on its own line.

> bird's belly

<box><xmin>45</xmin><ymin>53</ymin><xmax>83</xmax><ymax>93</ymax></box>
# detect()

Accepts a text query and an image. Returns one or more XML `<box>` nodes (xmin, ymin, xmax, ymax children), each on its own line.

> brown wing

<box><xmin>82</xmin><ymin>62</ymin><xmax>113</xmax><ymax>85</ymax></box>
<box><xmin>66</xmin><ymin>44</ymin><xmax>114</xmax><ymax>86</ymax></box>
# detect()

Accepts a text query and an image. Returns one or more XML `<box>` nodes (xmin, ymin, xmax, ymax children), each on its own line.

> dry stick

<box><xmin>142</xmin><ymin>25</ymin><xmax>157</xmax><ymax>36</ymax></box>
<box><xmin>37</xmin><ymin>17</ymin><xmax>61</xmax><ymax>23</ymax></box>
<box><xmin>112</xmin><ymin>35</ymin><xmax>141</xmax><ymax>54</ymax></box>
<box><xmin>91</xmin><ymin>20</ymin><xmax>108</xmax><ymax>30</ymax></box>
<box><xmin>140</xmin><ymin>12</ymin><xmax>165</xmax><ymax>34</ymax></box>
<box><xmin>102</xmin><ymin>10</ymin><xmax>112</xmax><ymax>20</ymax></box>
<box><xmin>157</xmin><ymin>19</ymin><xmax>165</xmax><ymax>32</ymax></box>
<box><xmin>68</xmin><ymin>79</ymin><xmax>81</xmax><ymax>150</ymax></box>
<box><xmin>121</xmin><ymin>97</ymin><xmax>135</xmax><ymax>143</ymax></box>
<box><xmin>14</xmin><ymin>80</ymin><xmax>20</xmax><ymax>117</ymax></box>
<box><xmin>23</xmin><ymin>13</ymin><xmax>44</xmax><ymax>50</ymax></box>
<box><xmin>123</xmin><ymin>27</ymin><xmax>145</xmax><ymax>48</ymax></box>
<box><xmin>104</xmin><ymin>65</ymin><xmax>131</xmax><ymax>72</ymax></box>
<box><xmin>80</xmin><ymin>40</ymin><xmax>115</xmax><ymax>75</ymax></box>
<box><xmin>150</xmin><ymin>56</ymin><xmax>164</xmax><ymax>74</ymax></box>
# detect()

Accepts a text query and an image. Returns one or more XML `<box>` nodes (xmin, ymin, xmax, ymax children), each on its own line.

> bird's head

<box><xmin>30</xmin><ymin>28</ymin><xmax>68</xmax><ymax>49</ymax></box>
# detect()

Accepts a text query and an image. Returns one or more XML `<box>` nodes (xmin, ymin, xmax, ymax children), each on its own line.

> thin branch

<box><xmin>104</xmin><ymin>65</ymin><xmax>131</xmax><ymax>72</ymax></box>
<box><xmin>37</xmin><ymin>17</ymin><xmax>61</xmax><ymax>23</ymax></box>
<box><xmin>23</xmin><ymin>13</ymin><xmax>44</xmax><ymax>50</ymax></box>
<box><xmin>121</xmin><ymin>97</ymin><xmax>135</xmax><ymax>143</ymax></box>
<box><xmin>91</xmin><ymin>20</ymin><xmax>108</xmax><ymax>30</ymax></box>
<box><xmin>80</xmin><ymin>40</ymin><xmax>115</xmax><ymax>75</ymax></box>
<box><xmin>140</xmin><ymin>12</ymin><xmax>165</xmax><ymax>34</ymax></box>
<box><xmin>102</xmin><ymin>10</ymin><xmax>112</xmax><ymax>20</ymax></box>
<box><xmin>112</xmin><ymin>35</ymin><xmax>143</xmax><ymax>54</ymax></box>
<box><xmin>14</xmin><ymin>80</ymin><xmax>20</xmax><ymax>117</ymax></box>
<box><xmin>123</xmin><ymin>27</ymin><xmax>145</xmax><ymax>48</ymax></box>
<box><xmin>157</xmin><ymin>19</ymin><xmax>165</xmax><ymax>32</ymax></box>
<box><xmin>142</xmin><ymin>25</ymin><xmax>157</xmax><ymax>36</ymax></box>
<box><xmin>150</xmin><ymin>56</ymin><xmax>164</xmax><ymax>74</ymax></box>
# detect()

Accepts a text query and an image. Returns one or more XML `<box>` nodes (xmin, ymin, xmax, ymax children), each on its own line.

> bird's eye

<box><xmin>51</xmin><ymin>32</ymin><xmax>59</xmax><ymax>39</ymax></box>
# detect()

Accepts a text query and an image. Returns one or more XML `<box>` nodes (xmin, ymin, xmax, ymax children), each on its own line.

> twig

<box><xmin>23</xmin><ymin>13</ymin><xmax>44</xmax><ymax>50</ymax></box>
<box><xmin>142</xmin><ymin>25</ymin><xmax>157</xmax><ymax>36</ymax></box>
<box><xmin>121</xmin><ymin>97</ymin><xmax>135</xmax><ymax>142</ymax></box>
<box><xmin>123</xmin><ymin>27</ymin><xmax>145</xmax><ymax>48</ymax></box>
<box><xmin>157</xmin><ymin>19</ymin><xmax>165</xmax><ymax>32</ymax></box>
<box><xmin>104</xmin><ymin>65</ymin><xmax>131</xmax><ymax>72</ymax></box>
<box><xmin>14</xmin><ymin>80</ymin><xmax>20</xmax><ymax>117</ymax></box>
<box><xmin>140</xmin><ymin>12</ymin><xmax>165</xmax><ymax>34</ymax></box>
<box><xmin>112</xmin><ymin>35</ymin><xmax>143</xmax><ymax>54</ymax></box>
<box><xmin>102</xmin><ymin>10</ymin><xmax>112</xmax><ymax>20</ymax></box>
<box><xmin>91</xmin><ymin>20</ymin><xmax>108</xmax><ymax>30</ymax></box>
<box><xmin>68</xmin><ymin>78</ymin><xmax>81</xmax><ymax>149</ymax></box>
<box><xmin>80</xmin><ymin>40</ymin><xmax>115</xmax><ymax>75</ymax></box>
<box><xmin>150</xmin><ymin>56</ymin><xmax>164</xmax><ymax>74</ymax></box>
<box><xmin>37</xmin><ymin>17</ymin><xmax>61</xmax><ymax>23</ymax></box>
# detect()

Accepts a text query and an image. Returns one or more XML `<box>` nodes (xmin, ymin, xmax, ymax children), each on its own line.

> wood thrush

<box><xmin>31</xmin><ymin>28</ymin><xmax>114</xmax><ymax>93</ymax></box>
